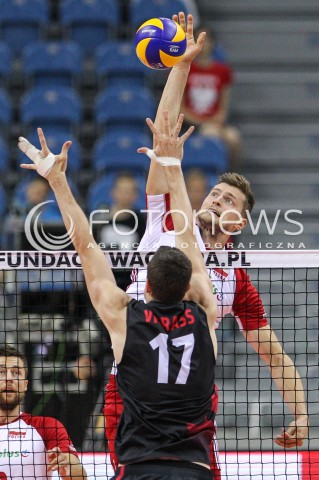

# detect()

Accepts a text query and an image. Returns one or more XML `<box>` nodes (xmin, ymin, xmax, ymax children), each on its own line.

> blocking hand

<box><xmin>138</xmin><ymin>111</ymin><xmax>194</xmax><ymax>162</ymax></box>
<box><xmin>19</xmin><ymin>127</ymin><xmax>72</xmax><ymax>179</ymax></box>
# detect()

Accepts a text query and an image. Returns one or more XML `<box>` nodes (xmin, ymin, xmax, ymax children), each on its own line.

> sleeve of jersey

<box><xmin>232</xmin><ymin>269</ymin><xmax>269</xmax><ymax>331</ymax></box>
<box><xmin>138</xmin><ymin>193</ymin><xmax>173</xmax><ymax>251</ymax></box>
<box><xmin>36</xmin><ymin>417</ymin><xmax>79</xmax><ymax>456</ymax></box>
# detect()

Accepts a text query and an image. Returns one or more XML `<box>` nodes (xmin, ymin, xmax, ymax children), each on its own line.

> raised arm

<box><xmin>147</xmin><ymin>13</ymin><xmax>206</xmax><ymax>195</ymax></box>
<box><xmin>18</xmin><ymin>129</ymin><xmax>130</xmax><ymax>356</ymax></box>
<box><xmin>139</xmin><ymin>112</ymin><xmax>217</xmax><ymax>340</ymax></box>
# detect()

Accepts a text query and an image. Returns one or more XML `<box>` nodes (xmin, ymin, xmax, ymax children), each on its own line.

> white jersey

<box><xmin>127</xmin><ymin>194</ymin><xmax>268</xmax><ymax>332</ymax></box>
<box><xmin>0</xmin><ymin>413</ymin><xmax>77</xmax><ymax>480</ymax></box>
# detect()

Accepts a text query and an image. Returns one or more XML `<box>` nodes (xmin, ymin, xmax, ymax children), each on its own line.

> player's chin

<box><xmin>198</xmin><ymin>211</ymin><xmax>218</xmax><ymax>229</ymax></box>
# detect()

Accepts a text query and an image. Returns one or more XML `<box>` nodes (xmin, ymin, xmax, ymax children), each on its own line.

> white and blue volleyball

<box><xmin>135</xmin><ymin>17</ymin><xmax>187</xmax><ymax>70</ymax></box>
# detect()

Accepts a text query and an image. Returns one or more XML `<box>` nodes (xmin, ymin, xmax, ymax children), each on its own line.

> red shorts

<box><xmin>104</xmin><ymin>374</ymin><xmax>221</xmax><ymax>480</ymax></box>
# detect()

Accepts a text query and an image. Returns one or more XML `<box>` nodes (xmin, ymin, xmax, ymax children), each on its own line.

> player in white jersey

<box><xmin>104</xmin><ymin>12</ymin><xmax>308</xmax><ymax>479</ymax></box>
<box><xmin>0</xmin><ymin>345</ymin><xmax>87</xmax><ymax>480</ymax></box>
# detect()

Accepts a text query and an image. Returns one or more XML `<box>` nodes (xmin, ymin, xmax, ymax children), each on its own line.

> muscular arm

<box><xmin>19</xmin><ymin>130</ymin><xmax>130</xmax><ymax>346</ymax></box>
<box><xmin>243</xmin><ymin>325</ymin><xmax>308</xmax><ymax>447</ymax></box>
<box><xmin>146</xmin><ymin>13</ymin><xmax>206</xmax><ymax>195</ymax></box>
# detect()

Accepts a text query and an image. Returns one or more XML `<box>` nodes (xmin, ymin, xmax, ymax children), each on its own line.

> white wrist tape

<box><xmin>18</xmin><ymin>137</ymin><xmax>56</xmax><ymax>178</ymax></box>
<box><xmin>145</xmin><ymin>149</ymin><xmax>181</xmax><ymax>167</ymax></box>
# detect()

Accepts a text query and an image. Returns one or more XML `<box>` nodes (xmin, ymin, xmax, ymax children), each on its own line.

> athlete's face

<box><xmin>198</xmin><ymin>183</ymin><xmax>247</xmax><ymax>234</ymax></box>
<box><xmin>0</xmin><ymin>356</ymin><xmax>28</xmax><ymax>411</ymax></box>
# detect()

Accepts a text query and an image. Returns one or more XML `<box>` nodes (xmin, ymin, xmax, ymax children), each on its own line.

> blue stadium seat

<box><xmin>92</xmin><ymin>131</ymin><xmax>151</xmax><ymax>173</ymax></box>
<box><xmin>96</xmin><ymin>41</ymin><xmax>147</xmax><ymax>87</ymax></box>
<box><xmin>22</xmin><ymin>40</ymin><xmax>83</xmax><ymax>87</ymax></box>
<box><xmin>87</xmin><ymin>172</ymin><xmax>145</xmax><ymax>213</ymax></box>
<box><xmin>129</xmin><ymin>0</ymin><xmax>189</xmax><ymax>30</ymax></box>
<box><xmin>95</xmin><ymin>85</ymin><xmax>155</xmax><ymax>132</ymax></box>
<box><xmin>20</xmin><ymin>86</ymin><xmax>82</xmax><ymax>135</ymax></box>
<box><xmin>60</xmin><ymin>0</ymin><xmax>120</xmax><ymax>55</ymax></box>
<box><xmin>18</xmin><ymin>130</ymin><xmax>83</xmax><ymax>174</ymax></box>
<box><xmin>0</xmin><ymin>42</ymin><xmax>12</xmax><ymax>83</ymax></box>
<box><xmin>0</xmin><ymin>136</ymin><xmax>9</xmax><ymax>173</ymax></box>
<box><xmin>0</xmin><ymin>0</ymin><xmax>49</xmax><ymax>55</ymax></box>
<box><xmin>0</xmin><ymin>88</ymin><xmax>12</xmax><ymax>130</ymax></box>
<box><xmin>183</xmin><ymin>134</ymin><xmax>229</xmax><ymax>174</ymax></box>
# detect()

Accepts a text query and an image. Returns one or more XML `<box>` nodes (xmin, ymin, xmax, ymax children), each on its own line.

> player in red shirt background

<box><xmin>0</xmin><ymin>344</ymin><xmax>87</xmax><ymax>480</ymax></box>
<box><xmin>181</xmin><ymin>25</ymin><xmax>241</xmax><ymax>168</ymax></box>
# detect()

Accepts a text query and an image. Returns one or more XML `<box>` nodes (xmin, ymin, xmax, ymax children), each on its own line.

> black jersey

<box><xmin>115</xmin><ymin>299</ymin><xmax>216</xmax><ymax>466</ymax></box>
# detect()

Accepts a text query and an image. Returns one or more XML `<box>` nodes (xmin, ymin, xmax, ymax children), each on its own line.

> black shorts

<box><xmin>112</xmin><ymin>460</ymin><xmax>213</xmax><ymax>480</ymax></box>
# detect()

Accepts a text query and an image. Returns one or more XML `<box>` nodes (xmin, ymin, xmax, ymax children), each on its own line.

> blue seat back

<box><xmin>23</xmin><ymin>40</ymin><xmax>83</xmax><ymax>87</ymax></box>
<box><xmin>95</xmin><ymin>86</ymin><xmax>155</xmax><ymax>130</ymax></box>
<box><xmin>0</xmin><ymin>88</ymin><xmax>12</xmax><ymax>128</ymax></box>
<box><xmin>96</xmin><ymin>41</ymin><xmax>147</xmax><ymax>87</ymax></box>
<box><xmin>20</xmin><ymin>86</ymin><xmax>82</xmax><ymax>134</ymax></box>
<box><xmin>0</xmin><ymin>0</ymin><xmax>49</xmax><ymax>54</ymax></box>
<box><xmin>129</xmin><ymin>0</ymin><xmax>189</xmax><ymax>30</ymax></box>
<box><xmin>92</xmin><ymin>131</ymin><xmax>150</xmax><ymax>173</ymax></box>
<box><xmin>183</xmin><ymin>135</ymin><xmax>229</xmax><ymax>173</ymax></box>
<box><xmin>0</xmin><ymin>42</ymin><xmax>12</xmax><ymax>80</ymax></box>
<box><xmin>60</xmin><ymin>0</ymin><xmax>120</xmax><ymax>54</ymax></box>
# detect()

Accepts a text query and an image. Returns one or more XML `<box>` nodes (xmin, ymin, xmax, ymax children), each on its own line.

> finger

<box><xmin>20</xmin><ymin>163</ymin><xmax>37</xmax><ymax>170</ymax></box>
<box><xmin>37</xmin><ymin>128</ymin><xmax>50</xmax><ymax>157</ymax></box>
<box><xmin>172</xmin><ymin>14</ymin><xmax>178</xmax><ymax>23</ymax></box>
<box><xmin>186</xmin><ymin>14</ymin><xmax>193</xmax><ymax>38</ymax></box>
<box><xmin>180</xmin><ymin>125</ymin><xmax>195</xmax><ymax>143</ymax></box>
<box><xmin>145</xmin><ymin>117</ymin><xmax>157</xmax><ymax>135</ymax></box>
<box><xmin>196</xmin><ymin>31</ymin><xmax>207</xmax><ymax>49</ymax></box>
<box><xmin>173</xmin><ymin>113</ymin><xmax>184</xmax><ymax>139</ymax></box>
<box><xmin>137</xmin><ymin>147</ymin><xmax>149</xmax><ymax>154</ymax></box>
<box><xmin>163</xmin><ymin>110</ymin><xmax>170</xmax><ymax>136</ymax></box>
<box><xmin>178</xmin><ymin>12</ymin><xmax>186</xmax><ymax>32</ymax></box>
<box><xmin>60</xmin><ymin>140</ymin><xmax>72</xmax><ymax>157</ymax></box>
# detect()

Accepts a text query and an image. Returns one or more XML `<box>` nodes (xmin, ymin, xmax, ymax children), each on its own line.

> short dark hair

<box><xmin>217</xmin><ymin>172</ymin><xmax>255</xmax><ymax>216</ymax></box>
<box><xmin>0</xmin><ymin>345</ymin><xmax>28</xmax><ymax>378</ymax></box>
<box><xmin>147</xmin><ymin>246</ymin><xmax>192</xmax><ymax>303</ymax></box>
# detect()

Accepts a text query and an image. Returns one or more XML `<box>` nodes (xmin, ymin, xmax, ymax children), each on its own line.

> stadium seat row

<box><xmin>0</xmin><ymin>0</ymin><xmax>190</xmax><ymax>55</ymax></box>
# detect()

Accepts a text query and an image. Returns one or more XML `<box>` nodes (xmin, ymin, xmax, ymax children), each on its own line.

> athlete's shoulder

<box><xmin>20</xmin><ymin>412</ymin><xmax>63</xmax><ymax>428</ymax></box>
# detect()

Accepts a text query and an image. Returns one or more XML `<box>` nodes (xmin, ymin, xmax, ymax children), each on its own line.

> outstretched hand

<box><xmin>275</xmin><ymin>416</ymin><xmax>308</xmax><ymax>448</ymax></box>
<box><xmin>19</xmin><ymin>127</ymin><xmax>72</xmax><ymax>180</ymax></box>
<box><xmin>47</xmin><ymin>446</ymin><xmax>71</xmax><ymax>476</ymax></box>
<box><xmin>172</xmin><ymin>12</ymin><xmax>206</xmax><ymax>65</ymax></box>
<box><xmin>138</xmin><ymin>111</ymin><xmax>194</xmax><ymax>162</ymax></box>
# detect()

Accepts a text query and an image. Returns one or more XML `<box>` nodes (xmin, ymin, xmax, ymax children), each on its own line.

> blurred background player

<box><xmin>0</xmin><ymin>344</ymin><xmax>87</xmax><ymax>480</ymax></box>
<box><xmin>181</xmin><ymin>25</ymin><xmax>242</xmax><ymax>168</ymax></box>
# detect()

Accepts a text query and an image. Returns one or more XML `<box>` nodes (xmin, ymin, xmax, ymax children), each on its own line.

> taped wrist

<box><xmin>145</xmin><ymin>149</ymin><xmax>181</xmax><ymax>167</ymax></box>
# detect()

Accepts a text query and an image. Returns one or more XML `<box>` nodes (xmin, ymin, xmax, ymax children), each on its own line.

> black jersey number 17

<box><xmin>150</xmin><ymin>333</ymin><xmax>195</xmax><ymax>384</ymax></box>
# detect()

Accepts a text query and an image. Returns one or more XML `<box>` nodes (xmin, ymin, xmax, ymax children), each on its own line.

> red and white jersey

<box><xmin>127</xmin><ymin>194</ymin><xmax>268</xmax><ymax>331</ymax></box>
<box><xmin>183</xmin><ymin>61</ymin><xmax>233</xmax><ymax>119</ymax></box>
<box><xmin>0</xmin><ymin>412</ymin><xmax>78</xmax><ymax>480</ymax></box>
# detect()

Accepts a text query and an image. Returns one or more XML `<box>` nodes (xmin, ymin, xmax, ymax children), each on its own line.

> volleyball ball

<box><xmin>135</xmin><ymin>17</ymin><xmax>187</xmax><ymax>70</ymax></box>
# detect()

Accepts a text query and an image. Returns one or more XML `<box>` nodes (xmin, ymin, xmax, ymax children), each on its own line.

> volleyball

<box><xmin>135</xmin><ymin>17</ymin><xmax>187</xmax><ymax>70</ymax></box>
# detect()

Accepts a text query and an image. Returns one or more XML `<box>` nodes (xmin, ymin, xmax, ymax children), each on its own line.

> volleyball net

<box><xmin>0</xmin><ymin>249</ymin><xmax>318</xmax><ymax>479</ymax></box>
